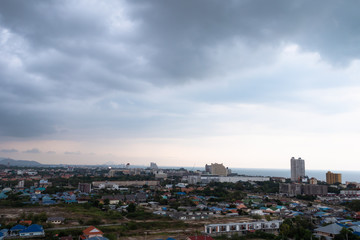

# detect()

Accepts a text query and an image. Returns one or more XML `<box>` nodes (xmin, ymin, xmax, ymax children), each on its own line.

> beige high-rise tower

<box><xmin>326</xmin><ymin>171</ymin><xmax>342</xmax><ymax>184</ymax></box>
<box><xmin>210</xmin><ymin>163</ymin><xmax>228</xmax><ymax>176</ymax></box>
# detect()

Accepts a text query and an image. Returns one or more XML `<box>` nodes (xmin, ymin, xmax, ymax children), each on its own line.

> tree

<box><xmin>280</xmin><ymin>223</ymin><xmax>291</xmax><ymax>239</ymax></box>
<box><xmin>127</xmin><ymin>203</ymin><xmax>136</xmax><ymax>213</ymax></box>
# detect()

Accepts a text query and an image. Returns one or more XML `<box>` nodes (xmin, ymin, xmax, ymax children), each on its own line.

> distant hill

<box><xmin>0</xmin><ymin>158</ymin><xmax>44</xmax><ymax>167</ymax></box>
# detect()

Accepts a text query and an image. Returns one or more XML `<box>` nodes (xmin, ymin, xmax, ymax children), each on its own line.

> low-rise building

<box><xmin>47</xmin><ymin>217</ymin><xmax>65</xmax><ymax>225</ymax></box>
<box><xmin>205</xmin><ymin>220</ymin><xmax>283</xmax><ymax>235</ymax></box>
<box><xmin>19</xmin><ymin>224</ymin><xmax>45</xmax><ymax>237</ymax></box>
<box><xmin>279</xmin><ymin>183</ymin><xmax>328</xmax><ymax>196</ymax></box>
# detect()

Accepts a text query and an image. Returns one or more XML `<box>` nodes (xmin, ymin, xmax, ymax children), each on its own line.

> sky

<box><xmin>1</xmin><ymin>0</ymin><xmax>360</xmax><ymax>170</ymax></box>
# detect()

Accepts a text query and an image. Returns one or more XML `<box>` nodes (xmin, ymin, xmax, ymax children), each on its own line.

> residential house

<box><xmin>10</xmin><ymin>224</ymin><xmax>26</xmax><ymax>236</ymax></box>
<box><xmin>0</xmin><ymin>192</ymin><xmax>7</xmax><ymax>199</ymax></box>
<box><xmin>80</xmin><ymin>226</ymin><xmax>104</xmax><ymax>240</ymax></box>
<box><xmin>136</xmin><ymin>192</ymin><xmax>147</xmax><ymax>202</ymax></box>
<box><xmin>19</xmin><ymin>224</ymin><xmax>45</xmax><ymax>237</ymax></box>
<box><xmin>47</xmin><ymin>217</ymin><xmax>65</xmax><ymax>225</ymax></box>
<box><xmin>186</xmin><ymin>236</ymin><xmax>214</xmax><ymax>240</ymax></box>
<box><xmin>0</xmin><ymin>229</ymin><xmax>8</xmax><ymax>239</ymax></box>
<box><xmin>19</xmin><ymin>220</ymin><xmax>32</xmax><ymax>225</ymax></box>
<box><xmin>101</xmin><ymin>195</ymin><xmax>124</xmax><ymax>205</ymax></box>
<box><xmin>314</xmin><ymin>223</ymin><xmax>343</xmax><ymax>240</ymax></box>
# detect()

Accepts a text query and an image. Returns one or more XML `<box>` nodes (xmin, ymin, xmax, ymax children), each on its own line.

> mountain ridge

<box><xmin>0</xmin><ymin>157</ymin><xmax>44</xmax><ymax>167</ymax></box>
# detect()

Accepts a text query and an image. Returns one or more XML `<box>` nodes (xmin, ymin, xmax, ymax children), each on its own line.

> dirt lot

<box><xmin>0</xmin><ymin>206</ymin><xmax>111</xmax><ymax>226</ymax></box>
<box><xmin>1</xmin><ymin>206</ymin><xmax>258</xmax><ymax>239</ymax></box>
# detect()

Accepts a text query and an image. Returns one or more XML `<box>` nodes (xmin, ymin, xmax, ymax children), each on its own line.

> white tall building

<box><xmin>291</xmin><ymin>157</ymin><xmax>305</xmax><ymax>182</ymax></box>
<box><xmin>150</xmin><ymin>162</ymin><xmax>158</xmax><ymax>170</ymax></box>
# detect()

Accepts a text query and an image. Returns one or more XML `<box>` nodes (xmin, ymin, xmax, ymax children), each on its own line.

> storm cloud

<box><xmin>1</xmin><ymin>1</ymin><xmax>360</xmax><ymax>168</ymax></box>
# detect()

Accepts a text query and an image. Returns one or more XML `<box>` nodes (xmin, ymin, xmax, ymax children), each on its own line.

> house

<box><xmin>19</xmin><ymin>220</ymin><xmax>32</xmax><ymax>225</ymax></box>
<box><xmin>42</xmin><ymin>195</ymin><xmax>56</xmax><ymax>205</ymax></box>
<box><xmin>125</xmin><ymin>194</ymin><xmax>136</xmax><ymax>202</ymax></box>
<box><xmin>136</xmin><ymin>192</ymin><xmax>147</xmax><ymax>202</ymax></box>
<box><xmin>101</xmin><ymin>195</ymin><xmax>124</xmax><ymax>205</ymax></box>
<box><xmin>250</xmin><ymin>209</ymin><xmax>264</xmax><ymax>216</ymax></box>
<box><xmin>10</xmin><ymin>224</ymin><xmax>26</xmax><ymax>236</ymax></box>
<box><xmin>0</xmin><ymin>192</ymin><xmax>7</xmax><ymax>199</ymax></box>
<box><xmin>314</xmin><ymin>223</ymin><xmax>343</xmax><ymax>240</ymax></box>
<box><xmin>236</xmin><ymin>203</ymin><xmax>247</xmax><ymax>210</ymax></box>
<box><xmin>19</xmin><ymin>224</ymin><xmax>45</xmax><ymax>237</ymax></box>
<box><xmin>47</xmin><ymin>217</ymin><xmax>65</xmax><ymax>224</ymax></box>
<box><xmin>82</xmin><ymin>237</ymin><xmax>109</xmax><ymax>240</ymax></box>
<box><xmin>0</xmin><ymin>229</ymin><xmax>8</xmax><ymax>239</ymax></box>
<box><xmin>80</xmin><ymin>226</ymin><xmax>104</xmax><ymax>239</ymax></box>
<box><xmin>186</xmin><ymin>236</ymin><xmax>214</xmax><ymax>240</ymax></box>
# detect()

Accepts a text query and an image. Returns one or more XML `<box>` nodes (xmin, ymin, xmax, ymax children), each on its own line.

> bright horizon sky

<box><xmin>1</xmin><ymin>1</ymin><xmax>360</xmax><ymax>170</ymax></box>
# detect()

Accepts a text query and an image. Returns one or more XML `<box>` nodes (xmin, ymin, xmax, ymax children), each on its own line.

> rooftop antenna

<box><xmin>191</xmin><ymin>161</ymin><xmax>196</xmax><ymax>172</ymax></box>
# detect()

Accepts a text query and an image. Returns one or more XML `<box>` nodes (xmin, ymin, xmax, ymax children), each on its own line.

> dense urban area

<box><xmin>1</xmin><ymin>158</ymin><xmax>360</xmax><ymax>240</ymax></box>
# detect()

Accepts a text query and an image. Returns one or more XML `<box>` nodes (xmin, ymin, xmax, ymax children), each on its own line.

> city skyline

<box><xmin>1</xmin><ymin>1</ymin><xmax>360</xmax><ymax>170</ymax></box>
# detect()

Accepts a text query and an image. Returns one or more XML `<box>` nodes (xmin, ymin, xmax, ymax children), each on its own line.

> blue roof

<box><xmin>314</xmin><ymin>211</ymin><xmax>328</xmax><ymax>216</ymax></box>
<box><xmin>176</xmin><ymin>192</ymin><xmax>186</xmax><ymax>195</ymax></box>
<box><xmin>11</xmin><ymin>224</ymin><xmax>27</xmax><ymax>231</ymax></box>
<box><xmin>0</xmin><ymin>192</ymin><xmax>8</xmax><ymax>199</ymax></box>
<box><xmin>19</xmin><ymin>224</ymin><xmax>43</xmax><ymax>233</ymax></box>
<box><xmin>338</xmin><ymin>219</ymin><xmax>352</xmax><ymax>223</ymax></box>
<box><xmin>209</xmin><ymin>207</ymin><xmax>222</xmax><ymax>211</ymax></box>
<box><xmin>0</xmin><ymin>232</ymin><xmax>3</xmax><ymax>237</ymax></box>
<box><xmin>84</xmin><ymin>237</ymin><xmax>109</xmax><ymax>240</ymax></box>
<box><xmin>166</xmin><ymin>238</ymin><xmax>176</xmax><ymax>240</ymax></box>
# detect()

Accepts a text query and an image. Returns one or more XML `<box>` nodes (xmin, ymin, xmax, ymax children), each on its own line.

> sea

<box><xmin>230</xmin><ymin>168</ymin><xmax>360</xmax><ymax>183</ymax></box>
<box><xmin>165</xmin><ymin>167</ymin><xmax>360</xmax><ymax>183</ymax></box>
<box><xmin>142</xmin><ymin>165</ymin><xmax>360</xmax><ymax>183</ymax></box>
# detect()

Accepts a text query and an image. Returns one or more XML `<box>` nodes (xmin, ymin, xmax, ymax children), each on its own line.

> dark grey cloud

<box><xmin>0</xmin><ymin>148</ymin><xmax>18</xmax><ymax>153</ymax></box>
<box><xmin>23</xmin><ymin>148</ymin><xmax>41</xmax><ymax>154</ymax></box>
<box><xmin>0</xmin><ymin>0</ymin><xmax>360</xmax><ymax>139</ymax></box>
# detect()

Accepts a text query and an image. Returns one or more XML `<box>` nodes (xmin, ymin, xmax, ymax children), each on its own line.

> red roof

<box><xmin>83</xmin><ymin>226</ymin><xmax>103</xmax><ymax>236</ymax></box>
<box><xmin>19</xmin><ymin>220</ymin><xmax>32</xmax><ymax>225</ymax></box>
<box><xmin>188</xmin><ymin>236</ymin><xmax>214</xmax><ymax>240</ymax></box>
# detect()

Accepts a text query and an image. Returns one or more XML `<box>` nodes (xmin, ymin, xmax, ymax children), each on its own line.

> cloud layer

<box><xmin>1</xmin><ymin>1</ymin><xmax>360</xmax><ymax>169</ymax></box>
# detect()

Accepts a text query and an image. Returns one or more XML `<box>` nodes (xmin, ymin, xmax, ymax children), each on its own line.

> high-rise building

<box><xmin>290</xmin><ymin>157</ymin><xmax>305</xmax><ymax>182</ymax></box>
<box><xmin>210</xmin><ymin>163</ymin><xmax>228</xmax><ymax>176</ymax></box>
<box><xmin>326</xmin><ymin>171</ymin><xmax>342</xmax><ymax>184</ymax></box>
<box><xmin>150</xmin><ymin>162</ymin><xmax>158</xmax><ymax>170</ymax></box>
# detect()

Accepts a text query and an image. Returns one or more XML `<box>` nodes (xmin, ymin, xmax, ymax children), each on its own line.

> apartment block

<box><xmin>290</xmin><ymin>157</ymin><xmax>305</xmax><ymax>182</ymax></box>
<box><xmin>326</xmin><ymin>171</ymin><xmax>342</xmax><ymax>184</ymax></box>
